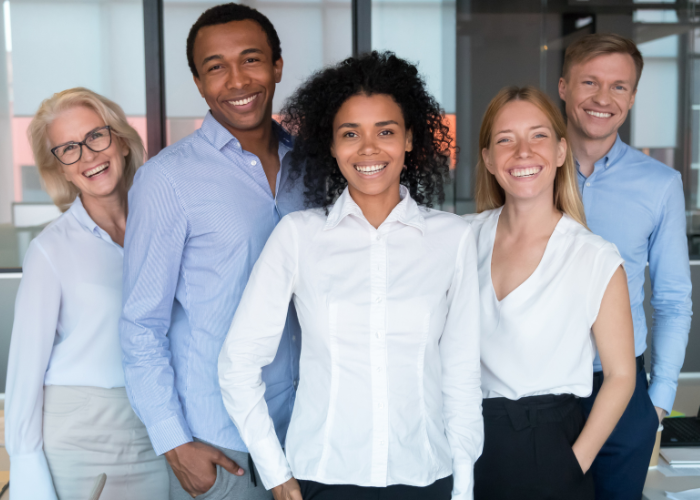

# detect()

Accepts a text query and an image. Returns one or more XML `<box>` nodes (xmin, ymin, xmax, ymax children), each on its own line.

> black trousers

<box><xmin>297</xmin><ymin>476</ymin><xmax>453</xmax><ymax>500</ymax></box>
<box><xmin>474</xmin><ymin>394</ymin><xmax>595</xmax><ymax>500</ymax></box>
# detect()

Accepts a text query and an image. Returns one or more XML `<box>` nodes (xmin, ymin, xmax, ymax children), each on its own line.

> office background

<box><xmin>0</xmin><ymin>0</ymin><xmax>698</xmax><ymax>392</ymax></box>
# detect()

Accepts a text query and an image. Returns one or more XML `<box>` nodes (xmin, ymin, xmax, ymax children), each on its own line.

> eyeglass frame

<box><xmin>50</xmin><ymin>125</ymin><xmax>113</xmax><ymax>166</ymax></box>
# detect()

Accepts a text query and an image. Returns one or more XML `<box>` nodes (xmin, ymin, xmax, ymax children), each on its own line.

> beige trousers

<box><xmin>43</xmin><ymin>385</ymin><xmax>169</xmax><ymax>500</ymax></box>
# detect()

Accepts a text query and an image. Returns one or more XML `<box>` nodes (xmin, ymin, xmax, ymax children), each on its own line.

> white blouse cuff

<box><xmin>248</xmin><ymin>434</ymin><xmax>293</xmax><ymax>490</ymax></box>
<box><xmin>10</xmin><ymin>450</ymin><xmax>58</xmax><ymax>500</ymax></box>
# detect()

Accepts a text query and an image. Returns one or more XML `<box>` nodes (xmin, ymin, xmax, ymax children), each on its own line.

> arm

<box><xmin>573</xmin><ymin>266</ymin><xmax>636</xmax><ymax>472</ymax></box>
<box><xmin>121</xmin><ymin>166</ymin><xmax>241</xmax><ymax>496</ymax></box>
<box><xmin>218</xmin><ymin>215</ymin><xmax>301</xmax><ymax>498</ymax></box>
<box><xmin>6</xmin><ymin>242</ymin><xmax>60</xmax><ymax>500</ymax></box>
<box><xmin>440</xmin><ymin>226</ymin><xmax>483</xmax><ymax>500</ymax></box>
<box><xmin>647</xmin><ymin>174</ymin><xmax>692</xmax><ymax>416</ymax></box>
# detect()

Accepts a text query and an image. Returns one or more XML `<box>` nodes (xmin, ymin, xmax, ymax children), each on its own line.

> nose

<box><xmin>227</xmin><ymin>65</ymin><xmax>252</xmax><ymax>90</ymax></box>
<box><xmin>592</xmin><ymin>86</ymin><xmax>611</xmax><ymax>106</ymax></box>
<box><xmin>515</xmin><ymin>139</ymin><xmax>533</xmax><ymax>158</ymax></box>
<box><xmin>81</xmin><ymin>144</ymin><xmax>97</xmax><ymax>163</ymax></box>
<box><xmin>358</xmin><ymin>134</ymin><xmax>380</xmax><ymax>156</ymax></box>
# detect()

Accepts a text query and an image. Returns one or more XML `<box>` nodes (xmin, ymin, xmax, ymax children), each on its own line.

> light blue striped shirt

<box><xmin>120</xmin><ymin>112</ymin><xmax>305</xmax><ymax>455</ymax></box>
<box><xmin>577</xmin><ymin>135</ymin><xmax>692</xmax><ymax>413</ymax></box>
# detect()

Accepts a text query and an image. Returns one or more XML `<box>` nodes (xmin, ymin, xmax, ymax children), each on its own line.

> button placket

<box><xmin>369</xmin><ymin>229</ymin><xmax>389</xmax><ymax>485</ymax></box>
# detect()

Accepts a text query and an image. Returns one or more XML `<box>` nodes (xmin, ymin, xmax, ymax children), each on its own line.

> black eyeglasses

<box><xmin>51</xmin><ymin>126</ymin><xmax>113</xmax><ymax>165</ymax></box>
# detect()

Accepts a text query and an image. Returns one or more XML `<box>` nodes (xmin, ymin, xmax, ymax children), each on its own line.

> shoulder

<box><xmin>619</xmin><ymin>142</ymin><xmax>681</xmax><ymax>185</ymax></box>
<box><xmin>22</xmin><ymin>211</ymin><xmax>81</xmax><ymax>270</ymax></box>
<box><xmin>422</xmin><ymin>207</ymin><xmax>470</xmax><ymax>231</ymax></box>
<box><xmin>277</xmin><ymin>208</ymin><xmax>327</xmax><ymax>239</ymax></box>
<box><xmin>559</xmin><ymin>215</ymin><xmax>621</xmax><ymax>262</ymax></box>
<box><xmin>133</xmin><ymin>129</ymin><xmax>210</xmax><ymax>186</ymax></box>
<box><xmin>461</xmin><ymin>208</ymin><xmax>498</xmax><ymax>236</ymax></box>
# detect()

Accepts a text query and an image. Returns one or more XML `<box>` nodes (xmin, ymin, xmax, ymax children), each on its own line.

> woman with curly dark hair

<box><xmin>218</xmin><ymin>52</ymin><xmax>483</xmax><ymax>500</ymax></box>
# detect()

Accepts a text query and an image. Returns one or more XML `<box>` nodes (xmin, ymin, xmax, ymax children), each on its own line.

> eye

<box><xmin>245</xmin><ymin>57</ymin><xmax>260</xmax><ymax>63</ymax></box>
<box><xmin>89</xmin><ymin>131</ymin><xmax>105</xmax><ymax>140</ymax></box>
<box><xmin>534</xmin><ymin>133</ymin><xmax>547</xmax><ymax>139</ymax></box>
<box><xmin>496</xmin><ymin>138</ymin><xmax>510</xmax><ymax>144</ymax></box>
<box><xmin>583</xmin><ymin>81</ymin><xmax>594</xmax><ymax>86</ymax></box>
<box><xmin>344</xmin><ymin>131</ymin><xmax>358</xmax><ymax>138</ymax></box>
<box><xmin>207</xmin><ymin>64</ymin><xmax>222</xmax><ymax>72</ymax></box>
<box><xmin>614</xmin><ymin>85</ymin><xmax>626</xmax><ymax>91</ymax></box>
<box><xmin>62</xmin><ymin>144</ymin><xmax>78</xmax><ymax>153</ymax></box>
<box><xmin>378</xmin><ymin>130</ymin><xmax>394</xmax><ymax>136</ymax></box>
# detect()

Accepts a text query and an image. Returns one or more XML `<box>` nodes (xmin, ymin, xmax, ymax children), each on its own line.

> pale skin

<box><xmin>272</xmin><ymin>93</ymin><xmax>413</xmax><ymax>500</ymax></box>
<box><xmin>482</xmin><ymin>100</ymin><xmax>637</xmax><ymax>473</ymax></box>
<box><xmin>559</xmin><ymin>53</ymin><xmax>666</xmax><ymax>423</ymax></box>
<box><xmin>46</xmin><ymin>106</ymin><xmax>130</xmax><ymax>246</ymax></box>
<box><xmin>164</xmin><ymin>20</ymin><xmax>286</xmax><ymax>498</ymax></box>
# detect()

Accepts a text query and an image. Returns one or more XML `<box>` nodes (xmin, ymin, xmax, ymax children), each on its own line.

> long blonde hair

<box><xmin>28</xmin><ymin>87</ymin><xmax>145</xmax><ymax>212</ymax></box>
<box><xmin>475</xmin><ymin>86</ymin><xmax>587</xmax><ymax>228</ymax></box>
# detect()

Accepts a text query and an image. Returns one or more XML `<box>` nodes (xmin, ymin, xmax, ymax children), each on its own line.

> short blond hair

<box><xmin>28</xmin><ymin>87</ymin><xmax>145</xmax><ymax>212</ymax></box>
<box><xmin>563</xmin><ymin>33</ymin><xmax>644</xmax><ymax>90</ymax></box>
<box><xmin>476</xmin><ymin>86</ymin><xmax>587</xmax><ymax>228</ymax></box>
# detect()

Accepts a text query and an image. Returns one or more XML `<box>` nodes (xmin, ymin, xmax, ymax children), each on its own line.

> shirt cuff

<box><xmin>10</xmin><ymin>450</ymin><xmax>58</xmax><ymax>500</ymax></box>
<box><xmin>147</xmin><ymin>413</ymin><xmax>194</xmax><ymax>456</ymax></box>
<box><xmin>648</xmin><ymin>379</ymin><xmax>677</xmax><ymax>415</ymax></box>
<box><xmin>247</xmin><ymin>434</ymin><xmax>293</xmax><ymax>490</ymax></box>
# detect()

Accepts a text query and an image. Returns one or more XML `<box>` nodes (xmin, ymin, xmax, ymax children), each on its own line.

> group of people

<box><xmin>5</xmin><ymin>3</ymin><xmax>692</xmax><ymax>500</ymax></box>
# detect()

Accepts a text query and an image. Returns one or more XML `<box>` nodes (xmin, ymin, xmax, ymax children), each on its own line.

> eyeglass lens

<box><xmin>54</xmin><ymin>127</ymin><xmax>112</xmax><ymax>164</ymax></box>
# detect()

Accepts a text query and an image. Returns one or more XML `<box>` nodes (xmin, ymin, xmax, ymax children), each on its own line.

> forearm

<box><xmin>649</xmin><ymin>316</ymin><xmax>691</xmax><ymax>413</ymax></box>
<box><xmin>574</xmin><ymin>371</ymin><xmax>635</xmax><ymax>469</ymax></box>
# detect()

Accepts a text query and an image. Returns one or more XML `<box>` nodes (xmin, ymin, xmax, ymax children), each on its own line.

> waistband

<box><xmin>482</xmin><ymin>394</ymin><xmax>578</xmax><ymax>431</ymax></box>
<box><xmin>44</xmin><ymin>385</ymin><xmax>128</xmax><ymax>399</ymax></box>
<box><xmin>594</xmin><ymin>354</ymin><xmax>645</xmax><ymax>378</ymax></box>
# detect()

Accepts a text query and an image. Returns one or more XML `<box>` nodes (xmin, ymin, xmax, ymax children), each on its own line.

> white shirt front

<box><xmin>464</xmin><ymin>207</ymin><xmax>623</xmax><ymax>401</ymax></box>
<box><xmin>219</xmin><ymin>186</ymin><xmax>483</xmax><ymax>499</ymax></box>
<box><xmin>6</xmin><ymin>197</ymin><xmax>126</xmax><ymax>500</ymax></box>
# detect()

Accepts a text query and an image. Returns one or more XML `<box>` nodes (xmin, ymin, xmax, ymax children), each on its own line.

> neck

<box><xmin>221</xmin><ymin>115</ymin><xmax>278</xmax><ymax>159</ymax></box>
<box><xmin>349</xmin><ymin>184</ymin><xmax>402</xmax><ymax>229</ymax></box>
<box><xmin>80</xmin><ymin>182</ymin><xmax>128</xmax><ymax>245</ymax></box>
<box><xmin>568</xmin><ymin>123</ymin><xmax>617</xmax><ymax>177</ymax></box>
<box><xmin>499</xmin><ymin>190</ymin><xmax>561</xmax><ymax>239</ymax></box>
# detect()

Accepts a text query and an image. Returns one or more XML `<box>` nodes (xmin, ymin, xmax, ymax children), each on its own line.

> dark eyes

<box><xmin>61</xmin><ymin>144</ymin><xmax>78</xmax><ymax>153</ymax></box>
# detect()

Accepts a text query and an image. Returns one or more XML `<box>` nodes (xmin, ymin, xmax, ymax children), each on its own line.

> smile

<box><xmin>354</xmin><ymin>163</ymin><xmax>387</xmax><ymax>175</ymax></box>
<box><xmin>586</xmin><ymin>110</ymin><xmax>612</xmax><ymax>118</ymax></box>
<box><xmin>83</xmin><ymin>162</ymin><xmax>109</xmax><ymax>178</ymax></box>
<box><xmin>510</xmin><ymin>166</ymin><xmax>542</xmax><ymax>178</ymax></box>
<box><xmin>227</xmin><ymin>94</ymin><xmax>259</xmax><ymax>107</ymax></box>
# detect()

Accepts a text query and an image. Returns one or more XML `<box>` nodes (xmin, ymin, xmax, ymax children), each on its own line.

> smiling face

<box><xmin>558</xmin><ymin>52</ymin><xmax>637</xmax><ymax>142</ymax></box>
<box><xmin>192</xmin><ymin>19</ymin><xmax>282</xmax><ymax>135</ymax></box>
<box><xmin>482</xmin><ymin>100</ymin><xmax>566</xmax><ymax>204</ymax></box>
<box><xmin>47</xmin><ymin>105</ymin><xmax>129</xmax><ymax>201</ymax></box>
<box><xmin>330</xmin><ymin>93</ymin><xmax>413</xmax><ymax>203</ymax></box>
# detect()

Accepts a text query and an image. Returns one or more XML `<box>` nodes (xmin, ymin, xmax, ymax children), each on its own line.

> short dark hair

<box><xmin>186</xmin><ymin>3</ymin><xmax>282</xmax><ymax>78</ymax></box>
<box><xmin>282</xmin><ymin>51</ymin><xmax>453</xmax><ymax>209</ymax></box>
<box><xmin>563</xmin><ymin>33</ymin><xmax>644</xmax><ymax>89</ymax></box>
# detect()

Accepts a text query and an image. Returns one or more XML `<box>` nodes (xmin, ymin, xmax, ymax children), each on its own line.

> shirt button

<box><xmin>292</xmin><ymin>335</ymin><xmax>297</xmax><ymax>341</ymax></box>
<box><xmin>375</xmin><ymin>296</ymin><xmax>383</xmax><ymax>303</ymax></box>
<box><xmin>379</xmin><ymin>440</ymin><xmax>385</xmax><ymax>446</ymax></box>
<box><xmin>376</xmin><ymin>330</ymin><xmax>384</xmax><ymax>339</ymax></box>
<box><xmin>378</xmin><ymin>402</ymin><xmax>384</xmax><ymax>409</ymax></box>
<box><xmin>251</xmin><ymin>160</ymin><xmax>257</xmax><ymax>166</ymax></box>
<box><xmin>376</xmin><ymin>366</ymin><xmax>381</xmax><ymax>373</ymax></box>
<box><xmin>585</xmin><ymin>182</ymin><xmax>590</xmax><ymax>187</ymax></box>
<box><xmin>293</xmin><ymin>380</ymin><xmax>299</xmax><ymax>388</ymax></box>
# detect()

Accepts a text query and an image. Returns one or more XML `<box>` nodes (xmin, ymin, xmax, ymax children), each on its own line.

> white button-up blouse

<box><xmin>219</xmin><ymin>186</ymin><xmax>483</xmax><ymax>499</ymax></box>
<box><xmin>6</xmin><ymin>197</ymin><xmax>126</xmax><ymax>500</ymax></box>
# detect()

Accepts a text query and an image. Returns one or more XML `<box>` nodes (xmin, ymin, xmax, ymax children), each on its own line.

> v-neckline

<box><xmin>488</xmin><ymin>208</ymin><xmax>565</xmax><ymax>305</ymax></box>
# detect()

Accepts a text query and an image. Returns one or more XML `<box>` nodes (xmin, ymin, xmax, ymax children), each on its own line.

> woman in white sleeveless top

<box><xmin>5</xmin><ymin>88</ymin><xmax>168</xmax><ymax>500</ymax></box>
<box><xmin>464</xmin><ymin>86</ymin><xmax>636</xmax><ymax>499</ymax></box>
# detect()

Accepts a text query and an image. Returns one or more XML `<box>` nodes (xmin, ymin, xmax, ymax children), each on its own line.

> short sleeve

<box><xmin>586</xmin><ymin>242</ymin><xmax>625</xmax><ymax>326</ymax></box>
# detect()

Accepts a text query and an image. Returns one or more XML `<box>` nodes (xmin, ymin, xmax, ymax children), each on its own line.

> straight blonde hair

<box><xmin>475</xmin><ymin>86</ymin><xmax>587</xmax><ymax>228</ymax></box>
<box><xmin>28</xmin><ymin>87</ymin><xmax>145</xmax><ymax>212</ymax></box>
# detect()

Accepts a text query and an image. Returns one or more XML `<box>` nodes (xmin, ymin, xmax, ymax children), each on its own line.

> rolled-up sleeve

<box><xmin>6</xmin><ymin>241</ymin><xmax>60</xmax><ymax>500</ymax></box>
<box><xmin>440</xmin><ymin>225</ymin><xmax>483</xmax><ymax>500</ymax></box>
<box><xmin>218</xmin><ymin>215</ymin><xmax>299</xmax><ymax>490</ymax></box>
<box><xmin>120</xmin><ymin>164</ymin><xmax>192</xmax><ymax>455</ymax></box>
<box><xmin>647</xmin><ymin>174</ymin><xmax>693</xmax><ymax>414</ymax></box>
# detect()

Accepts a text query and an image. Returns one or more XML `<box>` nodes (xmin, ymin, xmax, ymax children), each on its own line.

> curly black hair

<box><xmin>186</xmin><ymin>3</ymin><xmax>281</xmax><ymax>78</ymax></box>
<box><xmin>282</xmin><ymin>51</ymin><xmax>453</xmax><ymax>209</ymax></box>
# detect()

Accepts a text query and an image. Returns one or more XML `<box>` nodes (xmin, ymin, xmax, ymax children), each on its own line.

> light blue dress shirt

<box><xmin>576</xmin><ymin>135</ymin><xmax>692</xmax><ymax>413</ymax></box>
<box><xmin>120</xmin><ymin>112</ymin><xmax>305</xmax><ymax>455</ymax></box>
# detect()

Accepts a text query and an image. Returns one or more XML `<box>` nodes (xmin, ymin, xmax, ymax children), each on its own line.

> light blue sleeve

<box><xmin>119</xmin><ymin>163</ymin><xmax>193</xmax><ymax>455</ymax></box>
<box><xmin>647</xmin><ymin>173</ymin><xmax>693</xmax><ymax>414</ymax></box>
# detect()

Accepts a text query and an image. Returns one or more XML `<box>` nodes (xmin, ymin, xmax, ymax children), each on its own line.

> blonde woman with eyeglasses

<box><xmin>5</xmin><ymin>88</ymin><xmax>168</xmax><ymax>500</ymax></box>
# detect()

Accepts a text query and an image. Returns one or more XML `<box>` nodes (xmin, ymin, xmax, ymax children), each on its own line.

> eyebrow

<box><xmin>337</xmin><ymin>120</ymin><xmax>400</xmax><ymax>129</ymax></box>
<box><xmin>201</xmin><ymin>48</ymin><xmax>264</xmax><ymax>67</ymax></box>
<box><xmin>495</xmin><ymin>125</ymin><xmax>549</xmax><ymax>135</ymax></box>
<box><xmin>53</xmin><ymin>126</ymin><xmax>104</xmax><ymax>149</ymax></box>
<box><xmin>581</xmin><ymin>75</ymin><xmax>631</xmax><ymax>84</ymax></box>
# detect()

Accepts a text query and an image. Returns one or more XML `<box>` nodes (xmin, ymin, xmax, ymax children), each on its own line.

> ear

<box><xmin>482</xmin><ymin>147</ymin><xmax>495</xmax><ymax>174</ymax></box>
<box><xmin>404</xmin><ymin>128</ymin><xmax>413</xmax><ymax>152</ymax></box>
<box><xmin>118</xmin><ymin>136</ymin><xmax>130</xmax><ymax>158</ymax></box>
<box><xmin>556</xmin><ymin>137</ymin><xmax>567</xmax><ymax>168</ymax></box>
<box><xmin>330</xmin><ymin>139</ymin><xmax>336</xmax><ymax>159</ymax></box>
<box><xmin>558</xmin><ymin>77</ymin><xmax>567</xmax><ymax>102</ymax></box>
<box><xmin>193</xmin><ymin>74</ymin><xmax>205</xmax><ymax>99</ymax></box>
<box><xmin>273</xmin><ymin>56</ymin><xmax>284</xmax><ymax>84</ymax></box>
<box><xmin>629</xmin><ymin>87</ymin><xmax>637</xmax><ymax>110</ymax></box>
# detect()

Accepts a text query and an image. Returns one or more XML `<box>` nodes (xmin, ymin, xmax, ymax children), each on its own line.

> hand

<box><xmin>272</xmin><ymin>477</ymin><xmax>303</xmax><ymax>500</ymax></box>
<box><xmin>655</xmin><ymin>406</ymin><xmax>667</xmax><ymax>424</ymax></box>
<box><xmin>572</xmin><ymin>445</ymin><xmax>593</xmax><ymax>475</ymax></box>
<box><xmin>164</xmin><ymin>441</ymin><xmax>244</xmax><ymax>497</ymax></box>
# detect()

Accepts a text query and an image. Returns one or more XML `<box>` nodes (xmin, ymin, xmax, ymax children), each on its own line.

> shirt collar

<box><xmin>200</xmin><ymin>111</ymin><xmax>294</xmax><ymax>154</ymax></box>
<box><xmin>575</xmin><ymin>134</ymin><xmax>626</xmax><ymax>173</ymax></box>
<box><xmin>323</xmin><ymin>185</ymin><xmax>426</xmax><ymax>234</ymax></box>
<box><xmin>68</xmin><ymin>195</ymin><xmax>100</xmax><ymax>235</ymax></box>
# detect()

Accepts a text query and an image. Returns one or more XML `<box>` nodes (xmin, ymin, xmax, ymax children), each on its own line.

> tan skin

<box><xmin>46</xmin><ymin>106</ymin><xmax>130</xmax><ymax>246</ymax></box>
<box><xmin>559</xmin><ymin>54</ymin><xmax>667</xmax><ymax>423</ymax></box>
<box><xmin>166</xmin><ymin>18</ymin><xmax>286</xmax><ymax>498</ymax></box>
<box><xmin>193</xmin><ymin>19</ymin><xmax>283</xmax><ymax>196</ymax></box>
<box><xmin>482</xmin><ymin>100</ymin><xmax>636</xmax><ymax>473</ymax></box>
<box><xmin>272</xmin><ymin>93</ymin><xmax>413</xmax><ymax>500</ymax></box>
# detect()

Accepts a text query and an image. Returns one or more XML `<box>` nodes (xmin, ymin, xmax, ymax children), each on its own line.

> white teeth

<box><xmin>228</xmin><ymin>94</ymin><xmax>258</xmax><ymax>106</ymax></box>
<box><xmin>511</xmin><ymin>166</ymin><xmax>541</xmax><ymax>178</ymax></box>
<box><xmin>354</xmin><ymin>164</ymin><xmax>387</xmax><ymax>174</ymax></box>
<box><xmin>84</xmin><ymin>163</ymin><xmax>108</xmax><ymax>178</ymax></box>
<box><xmin>586</xmin><ymin>110</ymin><xmax>612</xmax><ymax>118</ymax></box>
